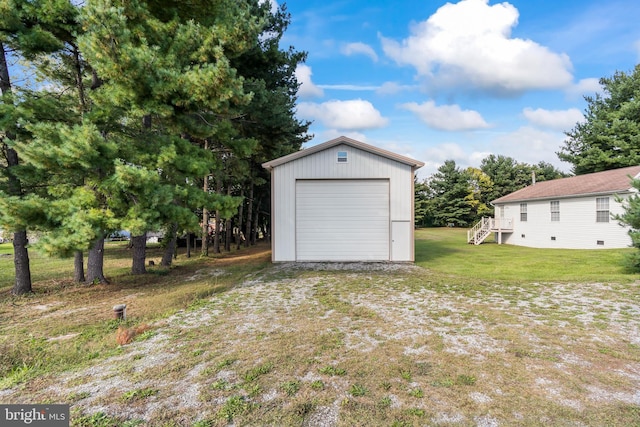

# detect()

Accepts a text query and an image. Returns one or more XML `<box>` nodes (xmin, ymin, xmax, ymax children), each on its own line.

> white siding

<box><xmin>497</xmin><ymin>194</ymin><xmax>632</xmax><ymax>249</ymax></box>
<box><xmin>271</xmin><ymin>144</ymin><xmax>414</xmax><ymax>261</ymax></box>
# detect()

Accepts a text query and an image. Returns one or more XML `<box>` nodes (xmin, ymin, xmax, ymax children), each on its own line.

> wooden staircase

<box><xmin>467</xmin><ymin>217</ymin><xmax>514</xmax><ymax>245</ymax></box>
<box><xmin>467</xmin><ymin>217</ymin><xmax>492</xmax><ymax>245</ymax></box>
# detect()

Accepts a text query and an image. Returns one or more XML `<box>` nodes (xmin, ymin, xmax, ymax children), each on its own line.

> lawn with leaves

<box><xmin>1</xmin><ymin>230</ymin><xmax>639</xmax><ymax>426</ymax></box>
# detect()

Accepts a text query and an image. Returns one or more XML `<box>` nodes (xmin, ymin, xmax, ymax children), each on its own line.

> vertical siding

<box><xmin>271</xmin><ymin>144</ymin><xmax>414</xmax><ymax>261</ymax></box>
<box><xmin>498</xmin><ymin>194</ymin><xmax>632</xmax><ymax>249</ymax></box>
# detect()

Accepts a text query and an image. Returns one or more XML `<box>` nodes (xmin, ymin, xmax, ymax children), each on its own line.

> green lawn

<box><xmin>0</xmin><ymin>242</ymin><xmax>12</xmax><ymax>255</ymax></box>
<box><xmin>415</xmin><ymin>227</ymin><xmax>637</xmax><ymax>283</ymax></box>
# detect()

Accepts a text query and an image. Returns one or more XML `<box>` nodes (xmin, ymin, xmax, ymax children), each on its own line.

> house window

<box><xmin>337</xmin><ymin>151</ymin><xmax>348</xmax><ymax>163</ymax></box>
<box><xmin>550</xmin><ymin>200</ymin><xmax>560</xmax><ymax>221</ymax></box>
<box><xmin>596</xmin><ymin>197</ymin><xmax>609</xmax><ymax>222</ymax></box>
<box><xmin>520</xmin><ymin>203</ymin><xmax>527</xmax><ymax>222</ymax></box>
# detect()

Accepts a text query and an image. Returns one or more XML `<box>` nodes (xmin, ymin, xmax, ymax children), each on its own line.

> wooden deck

<box><xmin>467</xmin><ymin>217</ymin><xmax>513</xmax><ymax>245</ymax></box>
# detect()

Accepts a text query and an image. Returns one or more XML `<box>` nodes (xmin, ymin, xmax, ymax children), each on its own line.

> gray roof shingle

<box><xmin>492</xmin><ymin>165</ymin><xmax>640</xmax><ymax>204</ymax></box>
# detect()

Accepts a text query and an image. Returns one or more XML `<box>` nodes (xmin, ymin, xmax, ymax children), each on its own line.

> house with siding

<box><xmin>262</xmin><ymin>136</ymin><xmax>424</xmax><ymax>262</ymax></box>
<box><xmin>468</xmin><ymin>165</ymin><xmax>640</xmax><ymax>249</ymax></box>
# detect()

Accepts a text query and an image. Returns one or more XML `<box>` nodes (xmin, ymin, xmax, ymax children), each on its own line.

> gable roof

<box><xmin>492</xmin><ymin>165</ymin><xmax>640</xmax><ymax>204</ymax></box>
<box><xmin>262</xmin><ymin>136</ymin><xmax>425</xmax><ymax>170</ymax></box>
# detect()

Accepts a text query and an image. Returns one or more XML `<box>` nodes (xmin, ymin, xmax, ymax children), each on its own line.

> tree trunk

<box><xmin>213</xmin><ymin>178</ymin><xmax>222</xmax><ymax>253</ymax></box>
<box><xmin>74</xmin><ymin>250</ymin><xmax>85</xmax><ymax>282</ymax></box>
<box><xmin>186</xmin><ymin>232</ymin><xmax>192</xmax><ymax>258</ymax></box>
<box><xmin>252</xmin><ymin>204</ymin><xmax>260</xmax><ymax>245</ymax></box>
<box><xmin>225</xmin><ymin>218</ymin><xmax>232</xmax><ymax>252</ymax></box>
<box><xmin>131</xmin><ymin>233</ymin><xmax>147</xmax><ymax>275</ymax></box>
<box><xmin>236</xmin><ymin>188</ymin><xmax>245</xmax><ymax>250</ymax></box>
<box><xmin>86</xmin><ymin>236</ymin><xmax>108</xmax><ymax>284</ymax></box>
<box><xmin>244</xmin><ymin>183</ymin><xmax>254</xmax><ymax>248</ymax></box>
<box><xmin>213</xmin><ymin>212</ymin><xmax>221</xmax><ymax>253</ymax></box>
<box><xmin>202</xmin><ymin>205</ymin><xmax>210</xmax><ymax>257</ymax></box>
<box><xmin>11</xmin><ymin>231</ymin><xmax>32</xmax><ymax>295</ymax></box>
<box><xmin>161</xmin><ymin>223</ymin><xmax>177</xmax><ymax>266</ymax></box>
<box><xmin>225</xmin><ymin>186</ymin><xmax>232</xmax><ymax>251</ymax></box>
<box><xmin>201</xmin><ymin>140</ymin><xmax>210</xmax><ymax>257</ymax></box>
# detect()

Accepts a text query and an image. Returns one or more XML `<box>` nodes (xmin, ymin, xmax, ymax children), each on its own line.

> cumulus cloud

<box><xmin>401</xmin><ymin>101</ymin><xmax>490</xmax><ymax>131</ymax></box>
<box><xmin>523</xmin><ymin>107</ymin><xmax>584</xmax><ymax>131</ymax></box>
<box><xmin>566</xmin><ymin>77</ymin><xmax>601</xmax><ymax>98</ymax></box>
<box><xmin>380</xmin><ymin>0</ymin><xmax>573</xmax><ymax>94</ymax></box>
<box><xmin>295</xmin><ymin>64</ymin><xmax>324</xmax><ymax>99</ymax></box>
<box><xmin>316</xmin><ymin>129</ymin><xmax>368</xmax><ymax>143</ymax></box>
<box><xmin>492</xmin><ymin>126</ymin><xmax>570</xmax><ymax>170</ymax></box>
<box><xmin>341</xmin><ymin>42</ymin><xmax>379</xmax><ymax>62</ymax></box>
<box><xmin>297</xmin><ymin>99</ymin><xmax>389</xmax><ymax>131</ymax></box>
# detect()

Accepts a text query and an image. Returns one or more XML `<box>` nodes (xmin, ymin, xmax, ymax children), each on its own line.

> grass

<box><xmin>415</xmin><ymin>227</ymin><xmax>636</xmax><ymax>282</ymax></box>
<box><xmin>0</xmin><ymin>229</ymin><xmax>639</xmax><ymax>426</ymax></box>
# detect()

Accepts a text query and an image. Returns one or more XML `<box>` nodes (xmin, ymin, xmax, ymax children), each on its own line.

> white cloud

<box><xmin>401</xmin><ymin>101</ymin><xmax>490</xmax><ymax>131</ymax></box>
<box><xmin>380</xmin><ymin>0</ymin><xmax>573</xmax><ymax>94</ymax></box>
<box><xmin>492</xmin><ymin>126</ymin><xmax>570</xmax><ymax>171</ymax></box>
<box><xmin>315</xmin><ymin>129</ymin><xmax>368</xmax><ymax>143</ymax></box>
<box><xmin>318</xmin><ymin>84</ymin><xmax>379</xmax><ymax>91</ymax></box>
<box><xmin>566</xmin><ymin>78</ymin><xmax>601</xmax><ymax>98</ymax></box>
<box><xmin>416</xmin><ymin>127</ymin><xmax>571</xmax><ymax>179</ymax></box>
<box><xmin>341</xmin><ymin>42</ymin><xmax>379</xmax><ymax>62</ymax></box>
<box><xmin>297</xmin><ymin>99</ymin><xmax>389</xmax><ymax>131</ymax></box>
<box><xmin>416</xmin><ymin>143</ymin><xmax>470</xmax><ymax>178</ymax></box>
<box><xmin>522</xmin><ymin>107</ymin><xmax>584</xmax><ymax>131</ymax></box>
<box><xmin>376</xmin><ymin>81</ymin><xmax>417</xmax><ymax>95</ymax></box>
<box><xmin>295</xmin><ymin>64</ymin><xmax>324</xmax><ymax>99</ymax></box>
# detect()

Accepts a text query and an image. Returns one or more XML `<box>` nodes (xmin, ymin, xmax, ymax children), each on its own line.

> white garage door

<box><xmin>295</xmin><ymin>179</ymin><xmax>389</xmax><ymax>261</ymax></box>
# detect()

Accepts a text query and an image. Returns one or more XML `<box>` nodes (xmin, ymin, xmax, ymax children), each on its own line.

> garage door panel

<box><xmin>295</xmin><ymin>180</ymin><xmax>389</xmax><ymax>261</ymax></box>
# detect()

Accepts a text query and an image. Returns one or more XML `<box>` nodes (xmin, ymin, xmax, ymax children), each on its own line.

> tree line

<box><xmin>0</xmin><ymin>0</ymin><xmax>310</xmax><ymax>294</ymax></box>
<box><xmin>415</xmin><ymin>156</ymin><xmax>567</xmax><ymax>228</ymax></box>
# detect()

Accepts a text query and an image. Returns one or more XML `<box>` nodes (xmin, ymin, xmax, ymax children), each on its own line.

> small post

<box><xmin>113</xmin><ymin>304</ymin><xmax>127</xmax><ymax>320</ymax></box>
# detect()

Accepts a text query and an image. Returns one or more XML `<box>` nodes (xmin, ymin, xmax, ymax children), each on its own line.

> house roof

<box><xmin>261</xmin><ymin>136</ymin><xmax>425</xmax><ymax>170</ymax></box>
<box><xmin>492</xmin><ymin>165</ymin><xmax>640</xmax><ymax>204</ymax></box>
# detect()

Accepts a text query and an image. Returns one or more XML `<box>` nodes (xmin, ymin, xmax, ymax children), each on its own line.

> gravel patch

<box><xmin>3</xmin><ymin>265</ymin><xmax>640</xmax><ymax>426</ymax></box>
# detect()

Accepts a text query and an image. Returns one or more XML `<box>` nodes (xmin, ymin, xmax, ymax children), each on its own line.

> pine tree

<box><xmin>428</xmin><ymin>160</ymin><xmax>475</xmax><ymax>227</ymax></box>
<box><xmin>559</xmin><ymin>65</ymin><xmax>640</xmax><ymax>174</ymax></box>
<box><xmin>615</xmin><ymin>178</ymin><xmax>640</xmax><ymax>271</ymax></box>
<box><xmin>0</xmin><ymin>0</ymin><xmax>80</xmax><ymax>293</ymax></box>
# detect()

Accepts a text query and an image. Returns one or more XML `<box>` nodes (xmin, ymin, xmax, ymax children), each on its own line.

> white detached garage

<box><xmin>262</xmin><ymin>136</ymin><xmax>424</xmax><ymax>262</ymax></box>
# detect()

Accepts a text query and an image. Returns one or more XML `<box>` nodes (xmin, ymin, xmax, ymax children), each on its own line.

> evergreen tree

<box><xmin>558</xmin><ymin>65</ymin><xmax>640</xmax><ymax>175</ymax></box>
<box><xmin>77</xmin><ymin>0</ymin><xmax>262</xmax><ymax>273</ymax></box>
<box><xmin>414</xmin><ymin>176</ymin><xmax>433</xmax><ymax>228</ymax></box>
<box><xmin>0</xmin><ymin>0</ymin><xmax>80</xmax><ymax>293</ymax></box>
<box><xmin>428</xmin><ymin>160</ymin><xmax>475</xmax><ymax>227</ymax></box>
<box><xmin>615</xmin><ymin>178</ymin><xmax>640</xmax><ymax>272</ymax></box>
<box><xmin>480</xmin><ymin>154</ymin><xmax>533</xmax><ymax>204</ymax></box>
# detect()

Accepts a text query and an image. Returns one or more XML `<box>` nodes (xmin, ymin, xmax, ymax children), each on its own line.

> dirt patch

<box><xmin>2</xmin><ymin>265</ymin><xmax>640</xmax><ymax>426</ymax></box>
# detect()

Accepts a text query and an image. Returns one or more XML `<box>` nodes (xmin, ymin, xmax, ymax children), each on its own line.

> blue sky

<box><xmin>278</xmin><ymin>0</ymin><xmax>640</xmax><ymax>177</ymax></box>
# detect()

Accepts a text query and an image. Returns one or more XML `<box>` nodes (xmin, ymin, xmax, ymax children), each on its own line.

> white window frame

<box><xmin>520</xmin><ymin>203</ymin><xmax>527</xmax><ymax>222</ymax></box>
<box><xmin>337</xmin><ymin>151</ymin><xmax>348</xmax><ymax>163</ymax></box>
<box><xmin>550</xmin><ymin>200</ymin><xmax>560</xmax><ymax>222</ymax></box>
<box><xmin>596</xmin><ymin>197</ymin><xmax>609</xmax><ymax>223</ymax></box>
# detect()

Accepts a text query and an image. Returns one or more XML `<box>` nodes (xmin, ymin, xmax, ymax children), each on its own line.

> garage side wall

<box><xmin>271</xmin><ymin>144</ymin><xmax>414</xmax><ymax>261</ymax></box>
<box><xmin>497</xmin><ymin>194</ymin><xmax>632</xmax><ymax>249</ymax></box>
